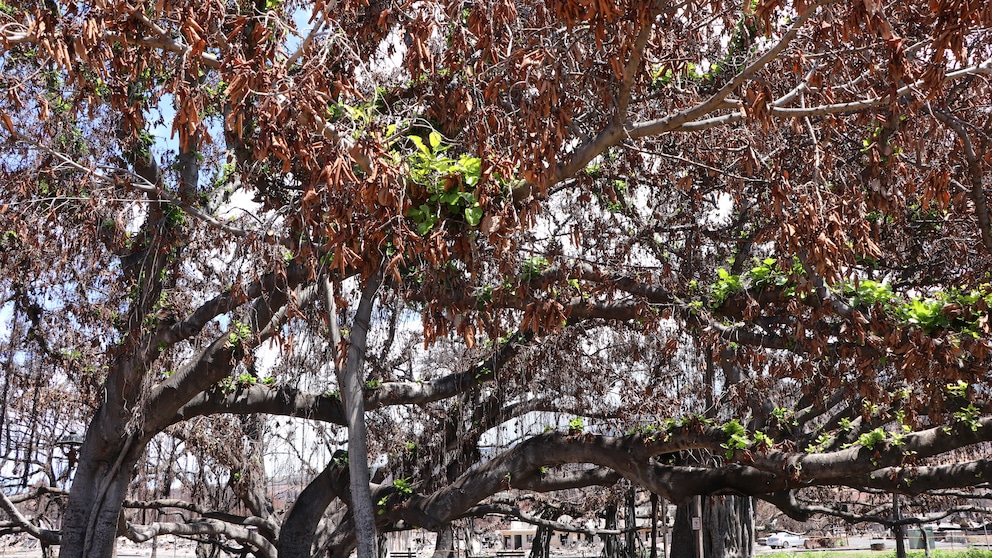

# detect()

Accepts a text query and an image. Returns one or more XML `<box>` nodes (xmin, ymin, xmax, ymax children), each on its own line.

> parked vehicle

<box><xmin>765</xmin><ymin>532</ymin><xmax>806</xmax><ymax>549</ymax></box>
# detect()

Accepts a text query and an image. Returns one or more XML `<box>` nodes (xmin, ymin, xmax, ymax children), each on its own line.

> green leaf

<box><xmin>409</xmin><ymin>135</ymin><xmax>429</xmax><ymax>155</ymax></box>
<box><xmin>440</xmin><ymin>191</ymin><xmax>460</xmax><ymax>205</ymax></box>
<box><xmin>429</xmin><ymin>131</ymin><xmax>443</xmax><ymax>149</ymax></box>
<box><xmin>465</xmin><ymin>205</ymin><xmax>483</xmax><ymax>226</ymax></box>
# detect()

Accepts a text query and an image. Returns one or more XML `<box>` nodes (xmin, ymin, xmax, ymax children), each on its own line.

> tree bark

<box><xmin>326</xmin><ymin>272</ymin><xmax>382</xmax><ymax>558</ymax></box>
<box><xmin>601</xmin><ymin>505</ymin><xmax>620</xmax><ymax>558</ymax></box>
<box><xmin>670</xmin><ymin>496</ymin><xmax>753</xmax><ymax>558</ymax></box>
<box><xmin>60</xmin><ymin>421</ymin><xmax>143</xmax><ymax>558</ymax></box>
<box><xmin>529</xmin><ymin>507</ymin><xmax>561</xmax><ymax>558</ymax></box>
<box><xmin>278</xmin><ymin>454</ymin><xmax>347</xmax><ymax>557</ymax></box>
<box><xmin>624</xmin><ymin>491</ymin><xmax>638</xmax><ymax>558</ymax></box>
<box><xmin>529</xmin><ymin>524</ymin><xmax>552</xmax><ymax>558</ymax></box>
<box><xmin>650</xmin><ymin>494</ymin><xmax>658</xmax><ymax>558</ymax></box>
<box><xmin>432</xmin><ymin>525</ymin><xmax>456</xmax><ymax>558</ymax></box>
<box><xmin>893</xmin><ymin>493</ymin><xmax>906</xmax><ymax>558</ymax></box>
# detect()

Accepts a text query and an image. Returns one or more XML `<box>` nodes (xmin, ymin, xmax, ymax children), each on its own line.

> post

<box><xmin>661</xmin><ymin>497</ymin><xmax>668</xmax><ymax>558</ymax></box>
<box><xmin>693</xmin><ymin>496</ymin><xmax>703</xmax><ymax>558</ymax></box>
<box><xmin>650</xmin><ymin>493</ymin><xmax>658</xmax><ymax>558</ymax></box>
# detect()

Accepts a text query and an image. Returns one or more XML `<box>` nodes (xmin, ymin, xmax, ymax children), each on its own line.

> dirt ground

<box><xmin>0</xmin><ymin>540</ymin><xmax>198</xmax><ymax>558</ymax></box>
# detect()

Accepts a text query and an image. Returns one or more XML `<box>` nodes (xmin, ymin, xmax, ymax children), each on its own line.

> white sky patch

<box><xmin>214</xmin><ymin>188</ymin><xmax>264</xmax><ymax>221</ymax></box>
<box><xmin>705</xmin><ymin>191</ymin><xmax>735</xmax><ymax>227</ymax></box>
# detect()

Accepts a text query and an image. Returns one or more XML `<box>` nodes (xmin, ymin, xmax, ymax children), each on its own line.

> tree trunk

<box><xmin>670</xmin><ymin>496</ymin><xmax>754</xmax><ymax>558</ymax></box>
<box><xmin>325</xmin><ymin>273</ymin><xmax>382</xmax><ymax>558</ymax></box>
<box><xmin>278</xmin><ymin>454</ymin><xmax>346</xmax><ymax>558</ymax></box>
<box><xmin>649</xmin><ymin>494</ymin><xmax>658</xmax><ymax>558</ymax></box>
<box><xmin>601</xmin><ymin>505</ymin><xmax>620</xmax><ymax>558</ymax></box>
<box><xmin>529</xmin><ymin>507</ymin><xmax>562</xmax><ymax>558</ymax></box>
<box><xmin>625</xmin><ymin>491</ymin><xmax>638</xmax><ymax>558</ymax></box>
<box><xmin>60</xmin><ymin>422</ymin><xmax>143</xmax><ymax>558</ymax></box>
<box><xmin>893</xmin><ymin>493</ymin><xmax>906</xmax><ymax>558</ymax></box>
<box><xmin>529</xmin><ymin>525</ymin><xmax>552</xmax><ymax>558</ymax></box>
<box><xmin>432</xmin><ymin>526</ymin><xmax>456</xmax><ymax>558</ymax></box>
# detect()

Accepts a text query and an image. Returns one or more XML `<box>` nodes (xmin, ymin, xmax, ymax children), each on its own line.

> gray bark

<box><xmin>278</xmin><ymin>453</ymin><xmax>347</xmax><ymax>557</ymax></box>
<box><xmin>325</xmin><ymin>273</ymin><xmax>382</xmax><ymax>558</ymax></box>
<box><xmin>60</xmin><ymin>424</ymin><xmax>143</xmax><ymax>558</ymax></box>
<box><xmin>528</xmin><ymin>507</ymin><xmax>561</xmax><ymax>558</ymax></box>
<box><xmin>670</xmin><ymin>496</ymin><xmax>754</xmax><ymax>558</ymax></box>
<box><xmin>432</xmin><ymin>526</ymin><xmax>456</xmax><ymax>558</ymax></box>
<box><xmin>893</xmin><ymin>493</ymin><xmax>906</xmax><ymax>558</ymax></box>
<box><xmin>600</xmin><ymin>505</ymin><xmax>619</xmax><ymax>558</ymax></box>
<box><xmin>624</xmin><ymin>491</ymin><xmax>638</xmax><ymax>558</ymax></box>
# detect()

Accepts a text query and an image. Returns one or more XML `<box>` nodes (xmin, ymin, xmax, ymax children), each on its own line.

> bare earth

<box><xmin>0</xmin><ymin>541</ymin><xmax>198</xmax><ymax>558</ymax></box>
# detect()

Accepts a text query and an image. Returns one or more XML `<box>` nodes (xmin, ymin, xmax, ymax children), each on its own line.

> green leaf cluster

<box><xmin>805</xmin><ymin>432</ymin><xmax>833</xmax><ymax>454</ymax></box>
<box><xmin>847</xmin><ymin>427</ymin><xmax>887</xmax><ymax>450</ymax></box>
<box><xmin>842</xmin><ymin>279</ymin><xmax>896</xmax><ymax>307</ymax></box>
<box><xmin>771</xmin><ymin>407</ymin><xmax>796</xmax><ymax>426</ymax></box>
<box><xmin>392</xmin><ymin>477</ymin><xmax>413</xmax><ymax>495</ymax></box>
<box><xmin>226</xmin><ymin>320</ymin><xmax>252</xmax><ymax>349</ymax></box>
<box><xmin>708</xmin><ymin>257</ymin><xmax>800</xmax><ymax>308</ymax></box>
<box><xmin>365</xmin><ymin>379</ymin><xmax>383</xmax><ymax>390</ymax></box>
<box><xmin>841</xmin><ymin>281</ymin><xmax>992</xmax><ymax>336</ymax></box>
<box><xmin>946</xmin><ymin>380</ymin><xmax>969</xmax><ymax>398</ymax></box>
<box><xmin>710</xmin><ymin>267</ymin><xmax>743</xmax><ymax>308</ymax></box>
<box><xmin>625</xmin><ymin>423</ymin><xmax>672</xmax><ymax>442</ymax></box>
<box><xmin>954</xmin><ymin>403</ymin><xmax>982</xmax><ymax>432</ymax></box>
<box><xmin>162</xmin><ymin>203</ymin><xmax>185</xmax><ymax>228</ymax></box>
<box><xmin>720</xmin><ymin>420</ymin><xmax>751</xmax><ymax>459</ymax></box>
<box><xmin>748</xmin><ymin>258</ymin><xmax>788</xmax><ymax>288</ymax></box>
<box><xmin>567</xmin><ymin>417</ymin><xmax>584</xmax><ymax>434</ymax></box>
<box><xmin>405</xmin><ymin>132</ymin><xmax>483</xmax><ymax>235</ymax></box>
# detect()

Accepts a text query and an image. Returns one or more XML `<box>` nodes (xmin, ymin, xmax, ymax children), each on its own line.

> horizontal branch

<box><xmin>784</xmin><ymin>500</ymin><xmax>992</xmax><ymax>527</ymax></box>
<box><xmin>629</xmin><ymin>0</ymin><xmax>832</xmax><ymax>139</ymax></box>
<box><xmin>460</xmin><ymin>503</ymin><xmax>620</xmax><ymax>535</ymax></box>
<box><xmin>175</xmin><ymin>333</ymin><xmax>529</xmax><ymax>424</ymax></box>
<box><xmin>124</xmin><ymin>519</ymin><xmax>274</xmax><ymax>558</ymax></box>
<box><xmin>0</xmin><ymin>489</ymin><xmax>60</xmax><ymax>545</ymax></box>
<box><xmin>122</xmin><ymin>498</ymin><xmax>278</xmax><ymax>540</ymax></box>
<box><xmin>514</xmin><ymin>467</ymin><xmax>623</xmax><ymax>492</ymax></box>
<box><xmin>366</xmin><ymin>331</ymin><xmax>529</xmax><ymax>410</ymax></box>
<box><xmin>381</xmin><ymin>416</ymin><xmax>992</xmax><ymax>529</ymax></box>
<box><xmin>768</xmin><ymin>59</ymin><xmax>992</xmax><ymax>119</ymax></box>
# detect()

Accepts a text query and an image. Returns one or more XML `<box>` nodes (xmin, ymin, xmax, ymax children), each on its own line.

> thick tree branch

<box><xmin>514</xmin><ymin>467</ymin><xmax>623</xmax><ymax>492</ymax></box>
<box><xmin>147</xmin><ymin>264</ymin><xmax>309</xmax><ymax>360</ymax></box>
<box><xmin>329</xmin><ymin>270</ymin><xmax>383</xmax><ymax>558</ymax></box>
<box><xmin>0</xmin><ymin>490</ymin><xmax>60</xmax><ymax>545</ymax></box>
<box><xmin>460</xmin><ymin>503</ymin><xmax>621</xmax><ymax>535</ymax></box>
<box><xmin>175</xmin><ymin>332</ymin><xmax>530</xmax><ymax>424</ymax></box>
<box><xmin>145</xmin><ymin>283</ymin><xmax>319</xmax><ymax>435</ymax></box>
<box><xmin>124</xmin><ymin>519</ymin><xmax>274</xmax><ymax>558</ymax></box>
<box><xmin>122</xmin><ymin>499</ymin><xmax>278</xmax><ymax>541</ymax></box>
